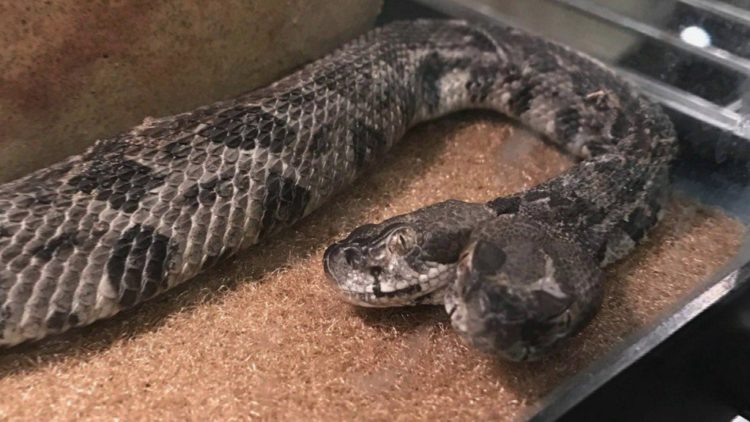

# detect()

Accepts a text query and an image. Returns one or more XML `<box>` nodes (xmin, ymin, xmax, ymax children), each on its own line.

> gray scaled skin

<box><xmin>323</xmin><ymin>21</ymin><xmax>676</xmax><ymax>361</ymax></box>
<box><xmin>0</xmin><ymin>19</ymin><xmax>675</xmax><ymax>351</ymax></box>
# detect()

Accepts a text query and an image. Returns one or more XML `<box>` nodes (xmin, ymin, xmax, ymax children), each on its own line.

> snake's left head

<box><xmin>324</xmin><ymin>200</ymin><xmax>494</xmax><ymax>307</ymax></box>
<box><xmin>323</xmin><ymin>221</ymin><xmax>455</xmax><ymax>307</ymax></box>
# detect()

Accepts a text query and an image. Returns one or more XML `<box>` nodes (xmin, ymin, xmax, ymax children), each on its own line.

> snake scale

<box><xmin>0</xmin><ymin>19</ymin><xmax>676</xmax><ymax>357</ymax></box>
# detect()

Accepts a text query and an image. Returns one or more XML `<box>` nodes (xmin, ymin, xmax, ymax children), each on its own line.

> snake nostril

<box><xmin>344</xmin><ymin>248</ymin><xmax>361</xmax><ymax>266</ymax></box>
<box><xmin>370</xmin><ymin>266</ymin><xmax>383</xmax><ymax>278</ymax></box>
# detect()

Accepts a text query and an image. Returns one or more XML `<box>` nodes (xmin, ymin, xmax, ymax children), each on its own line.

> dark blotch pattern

<box><xmin>466</xmin><ymin>65</ymin><xmax>497</xmax><ymax>103</ymax></box>
<box><xmin>31</xmin><ymin>232</ymin><xmax>78</xmax><ymax>262</ymax></box>
<box><xmin>276</xmin><ymin>87</ymin><xmax>317</xmax><ymax>109</ymax></box>
<box><xmin>181</xmin><ymin>174</ymin><xmax>239</xmax><ymax>208</ymax></box>
<box><xmin>417</xmin><ymin>52</ymin><xmax>471</xmax><ymax>112</ymax></box>
<box><xmin>554</xmin><ymin>107</ymin><xmax>581</xmax><ymax>140</ymax></box>
<box><xmin>569</xmin><ymin>71</ymin><xmax>598</xmax><ymax>98</ymax></box>
<box><xmin>508</xmin><ymin>75</ymin><xmax>536</xmax><ymax>116</ymax></box>
<box><xmin>610</xmin><ymin>110</ymin><xmax>630</xmax><ymax>140</ymax></box>
<box><xmin>106</xmin><ymin>224</ymin><xmax>174</xmax><ymax>307</ymax></box>
<box><xmin>45</xmin><ymin>310</ymin><xmax>68</xmax><ymax>332</ymax></box>
<box><xmin>481</xmin><ymin>286</ymin><xmax>527</xmax><ymax>322</ymax></box>
<box><xmin>350</xmin><ymin>120</ymin><xmax>387</xmax><ymax>169</ymax></box>
<box><xmin>549</xmin><ymin>191</ymin><xmax>607</xmax><ymax>227</ymax></box>
<box><xmin>487</xmin><ymin>196</ymin><xmax>521</xmax><ymax>215</ymax></box>
<box><xmin>472</xmin><ymin>240</ymin><xmax>507</xmax><ymax>275</ymax></box>
<box><xmin>0</xmin><ymin>225</ymin><xmax>13</xmax><ymax>240</ymax></box>
<box><xmin>526</xmin><ymin>51</ymin><xmax>560</xmax><ymax>74</ymax></box>
<box><xmin>259</xmin><ymin>173</ymin><xmax>311</xmax><ymax>238</ymax></box>
<box><xmin>421</xmin><ymin>227</ymin><xmax>473</xmax><ymax>264</ymax></box>
<box><xmin>68</xmin><ymin>157</ymin><xmax>165</xmax><ymax>213</ymax></box>
<box><xmin>310</xmin><ymin>124</ymin><xmax>332</xmax><ymax>157</ymax></box>
<box><xmin>199</xmin><ymin>106</ymin><xmax>295</xmax><ymax>153</ymax></box>
<box><xmin>621</xmin><ymin>207</ymin><xmax>658</xmax><ymax>243</ymax></box>
<box><xmin>163</xmin><ymin>136</ymin><xmax>193</xmax><ymax>159</ymax></box>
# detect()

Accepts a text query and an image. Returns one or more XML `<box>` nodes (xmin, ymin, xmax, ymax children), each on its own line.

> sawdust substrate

<box><xmin>0</xmin><ymin>112</ymin><xmax>744</xmax><ymax>421</ymax></box>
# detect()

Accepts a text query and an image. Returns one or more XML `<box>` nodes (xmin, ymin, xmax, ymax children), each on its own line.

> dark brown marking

<box><xmin>554</xmin><ymin>107</ymin><xmax>581</xmax><ymax>140</ymax></box>
<box><xmin>258</xmin><ymin>173</ymin><xmax>311</xmax><ymax>239</ymax></box>
<box><xmin>46</xmin><ymin>310</ymin><xmax>68</xmax><ymax>331</ymax></box>
<box><xmin>472</xmin><ymin>240</ymin><xmax>507</xmax><ymax>275</ymax></box>
<box><xmin>417</xmin><ymin>52</ymin><xmax>472</xmax><ymax>113</ymax></box>
<box><xmin>487</xmin><ymin>196</ymin><xmax>521</xmax><ymax>216</ymax></box>
<box><xmin>31</xmin><ymin>232</ymin><xmax>78</xmax><ymax>262</ymax></box>
<box><xmin>68</xmin><ymin>155</ymin><xmax>165</xmax><ymax>213</ymax></box>
<box><xmin>106</xmin><ymin>224</ymin><xmax>174</xmax><ymax>306</ymax></box>
<box><xmin>350</xmin><ymin>120</ymin><xmax>387</xmax><ymax>169</ymax></box>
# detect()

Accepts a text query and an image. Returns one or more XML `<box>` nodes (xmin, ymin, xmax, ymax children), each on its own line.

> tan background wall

<box><xmin>0</xmin><ymin>0</ymin><xmax>382</xmax><ymax>182</ymax></box>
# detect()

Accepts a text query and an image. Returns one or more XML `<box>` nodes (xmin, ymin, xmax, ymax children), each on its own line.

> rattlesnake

<box><xmin>0</xmin><ymin>20</ymin><xmax>675</xmax><ymax>355</ymax></box>
<box><xmin>322</xmin><ymin>20</ymin><xmax>676</xmax><ymax>360</ymax></box>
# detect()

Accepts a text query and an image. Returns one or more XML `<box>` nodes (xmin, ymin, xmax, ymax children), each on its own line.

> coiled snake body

<box><xmin>0</xmin><ymin>20</ymin><xmax>675</xmax><ymax>356</ymax></box>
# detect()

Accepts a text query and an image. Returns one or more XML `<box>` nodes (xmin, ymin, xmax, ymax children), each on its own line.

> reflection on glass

<box><xmin>679</xmin><ymin>25</ymin><xmax>711</xmax><ymax>47</ymax></box>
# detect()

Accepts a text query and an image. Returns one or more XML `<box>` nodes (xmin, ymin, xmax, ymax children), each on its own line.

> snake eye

<box><xmin>386</xmin><ymin>226</ymin><xmax>417</xmax><ymax>255</ymax></box>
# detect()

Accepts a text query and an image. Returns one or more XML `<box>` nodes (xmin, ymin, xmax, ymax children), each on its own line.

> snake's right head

<box><xmin>323</xmin><ymin>220</ymin><xmax>455</xmax><ymax>307</ymax></box>
<box><xmin>445</xmin><ymin>216</ymin><xmax>604</xmax><ymax>361</ymax></box>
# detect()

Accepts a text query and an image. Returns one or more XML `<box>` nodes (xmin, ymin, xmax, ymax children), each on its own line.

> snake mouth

<box><xmin>336</xmin><ymin>279</ymin><xmax>446</xmax><ymax>307</ymax></box>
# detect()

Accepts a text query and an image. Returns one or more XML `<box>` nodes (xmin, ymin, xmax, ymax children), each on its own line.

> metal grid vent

<box><xmin>413</xmin><ymin>0</ymin><xmax>750</xmax><ymax>163</ymax></box>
